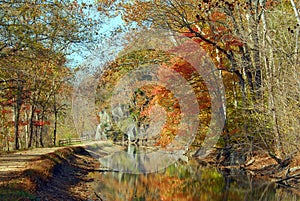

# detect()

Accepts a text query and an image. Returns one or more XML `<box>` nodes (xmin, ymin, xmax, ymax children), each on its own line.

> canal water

<box><xmin>87</xmin><ymin>159</ymin><xmax>300</xmax><ymax>201</ymax></box>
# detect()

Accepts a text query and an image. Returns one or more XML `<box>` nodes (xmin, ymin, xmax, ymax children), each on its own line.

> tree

<box><xmin>96</xmin><ymin>0</ymin><xmax>300</xmax><ymax>160</ymax></box>
<box><xmin>0</xmin><ymin>0</ymin><xmax>96</xmax><ymax>150</ymax></box>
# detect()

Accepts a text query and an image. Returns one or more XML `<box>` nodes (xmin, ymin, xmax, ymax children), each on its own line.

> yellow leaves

<box><xmin>210</xmin><ymin>11</ymin><xmax>227</xmax><ymax>22</ymax></box>
<box><xmin>97</xmin><ymin>0</ymin><xmax>117</xmax><ymax>6</ymax></box>
<box><xmin>122</xmin><ymin>1</ymin><xmax>152</xmax><ymax>24</ymax></box>
<box><xmin>97</xmin><ymin>0</ymin><xmax>123</xmax><ymax>16</ymax></box>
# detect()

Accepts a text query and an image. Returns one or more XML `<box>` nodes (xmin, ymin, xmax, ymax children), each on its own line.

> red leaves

<box><xmin>225</xmin><ymin>37</ymin><xmax>244</xmax><ymax>48</ymax></box>
<box><xmin>265</xmin><ymin>0</ymin><xmax>279</xmax><ymax>10</ymax></box>
<box><xmin>0</xmin><ymin>99</ymin><xmax>14</xmax><ymax>107</ymax></box>
<box><xmin>1</xmin><ymin>109</ymin><xmax>12</xmax><ymax>114</ymax></box>
<box><xmin>0</xmin><ymin>120</ymin><xmax>50</xmax><ymax>127</ymax></box>
<box><xmin>33</xmin><ymin>121</ymin><xmax>50</xmax><ymax>127</ymax></box>
<box><xmin>157</xmin><ymin>59</ymin><xmax>196</xmax><ymax>82</ymax></box>
<box><xmin>182</xmin><ymin>32</ymin><xmax>195</xmax><ymax>38</ymax></box>
<box><xmin>192</xmin><ymin>38</ymin><xmax>203</xmax><ymax>43</ymax></box>
<box><xmin>3</xmin><ymin>120</ymin><xmax>50</xmax><ymax>127</ymax></box>
<box><xmin>199</xmin><ymin>104</ymin><xmax>210</xmax><ymax>109</ymax></box>
<box><xmin>8</xmin><ymin>121</ymin><xmax>14</xmax><ymax>125</ymax></box>
<box><xmin>151</xmin><ymin>85</ymin><xmax>165</xmax><ymax>96</ymax></box>
<box><xmin>171</xmin><ymin>61</ymin><xmax>196</xmax><ymax>80</ymax></box>
<box><xmin>19</xmin><ymin>121</ymin><xmax>29</xmax><ymax>126</ymax></box>
<box><xmin>182</xmin><ymin>27</ymin><xmax>199</xmax><ymax>38</ymax></box>
<box><xmin>35</xmin><ymin>109</ymin><xmax>42</xmax><ymax>114</ymax></box>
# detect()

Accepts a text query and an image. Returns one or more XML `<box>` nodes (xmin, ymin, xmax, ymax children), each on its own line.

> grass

<box><xmin>0</xmin><ymin>187</ymin><xmax>37</xmax><ymax>201</ymax></box>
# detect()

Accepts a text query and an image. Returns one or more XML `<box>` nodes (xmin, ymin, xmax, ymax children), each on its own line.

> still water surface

<box><xmin>88</xmin><ymin>159</ymin><xmax>300</xmax><ymax>201</ymax></box>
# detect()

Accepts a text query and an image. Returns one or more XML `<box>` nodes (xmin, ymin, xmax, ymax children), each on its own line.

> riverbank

<box><xmin>1</xmin><ymin>144</ymin><xmax>300</xmax><ymax>200</ymax></box>
<box><xmin>0</xmin><ymin>145</ymin><xmax>102</xmax><ymax>200</ymax></box>
<box><xmin>196</xmin><ymin>148</ymin><xmax>300</xmax><ymax>196</ymax></box>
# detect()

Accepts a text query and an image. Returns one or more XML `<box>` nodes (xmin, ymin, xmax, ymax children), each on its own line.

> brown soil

<box><xmin>199</xmin><ymin>149</ymin><xmax>300</xmax><ymax>194</ymax></box>
<box><xmin>1</xmin><ymin>143</ymin><xmax>300</xmax><ymax>200</ymax></box>
<box><xmin>33</xmin><ymin>147</ymin><xmax>101</xmax><ymax>200</ymax></box>
<box><xmin>0</xmin><ymin>143</ymin><xmax>104</xmax><ymax>201</ymax></box>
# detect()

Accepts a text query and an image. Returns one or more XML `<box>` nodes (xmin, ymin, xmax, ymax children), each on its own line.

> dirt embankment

<box><xmin>197</xmin><ymin>149</ymin><xmax>300</xmax><ymax>195</ymax></box>
<box><xmin>1</xmin><ymin>144</ymin><xmax>300</xmax><ymax>200</ymax></box>
<box><xmin>0</xmin><ymin>146</ymin><xmax>101</xmax><ymax>201</ymax></box>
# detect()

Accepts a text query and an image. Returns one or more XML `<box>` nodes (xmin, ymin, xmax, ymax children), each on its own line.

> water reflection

<box><xmin>98</xmin><ymin>143</ymin><xmax>185</xmax><ymax>174</ymax></box>
<box><xmin>89</xmin><ymin>160</ymin><xmax>300</xmax><ymax>201</ymax></box>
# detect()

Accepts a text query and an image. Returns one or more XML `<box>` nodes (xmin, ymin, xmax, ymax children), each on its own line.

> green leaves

<box><xmin>0</xmin><ymin>0</ymin><xmax>96</xmax><ymax>150</ymax></box>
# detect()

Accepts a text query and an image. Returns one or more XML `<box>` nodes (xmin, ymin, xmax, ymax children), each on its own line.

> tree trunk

<box><xmin>28</xmin><ymin>105</ymin><xmax>35</xmax><ymax>148</ymax></box>
<box><xmin>39</xmin><ymin>113</ymin><xmax>44</xmax><ymax>148</ymax></box>
<box><xmin>53</xmin><ymin>111</ymin><xmax>58</xmax><ymax>146</ymax></box>
<box><xmin>290</xmin><ymin>0</ymin><xmax>300</xmax><ymax>64</ymax></box>
<box><xmin>38</xmin><ymin>108</ymin><xmax>47</xmax><ymax>148</ymax></box>
<box><xmin>24</xmin><ymin>109</ymin><xmax>29</xmax><ymax>148</ymax></box>
<box><xmin>53</xmin><ymin>94</ymin><xmax>57</xmax><ymax>146</ymax></box>
<box><xmin>35</xmin><ymin>113</ymin><xmax>39</xmax><ymax>148</ymax></box>
<box><xmin>252</xmin><ymin>26</ymin><xmax>262</xmax><ymax>97</ymax></box>
<box><xmin>14</xmin><ymin>84</ymin><xmax>23</xmax><ymax>150</ymax></box>
<box><xmin>265</xmin><ymin>34</ymin><xmax>284</xmax><ymax>158</ymax></box>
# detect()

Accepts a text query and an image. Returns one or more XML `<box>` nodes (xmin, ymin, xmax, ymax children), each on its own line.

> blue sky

<box><xmin>66</xmin><ymin>0</ymin><xmax>125</xmax><ymax>68</ymax></box>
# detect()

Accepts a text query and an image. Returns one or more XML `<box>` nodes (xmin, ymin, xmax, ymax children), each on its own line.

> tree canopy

<box><xmin>94</xmin><ymin>0</ymin><xmax>300</xmax><ymax>159</ymax></box>
<box><xmin>0</xmin><ymin>0</ymin><xmax>97</xmax><ymax>150</ymax></box>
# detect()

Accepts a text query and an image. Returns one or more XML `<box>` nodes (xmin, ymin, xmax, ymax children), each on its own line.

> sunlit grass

<box><xmin>0</xmin><ymin>188</ymin><xmax>36</xmax><ymax>201</ymax></box>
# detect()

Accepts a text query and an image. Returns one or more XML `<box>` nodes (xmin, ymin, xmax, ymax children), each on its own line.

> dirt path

<box><xmin>0</xmin><ymin>141</ymin><xmax>114</xmax><ymax>200</ymax></box>
<box><xmin>0</xmin><ymin>141</ymin><xmax>104</xmax><ymax>174</ymax></box>
<box><xmin>34</xmin><ymin>147</ymin><xmax>102</xmax><ymax>200</ymax></box>
<box><xmin>0</xmin><ymin>147</ymin><xmax>64</xmax><ymax>174</ymax></box>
